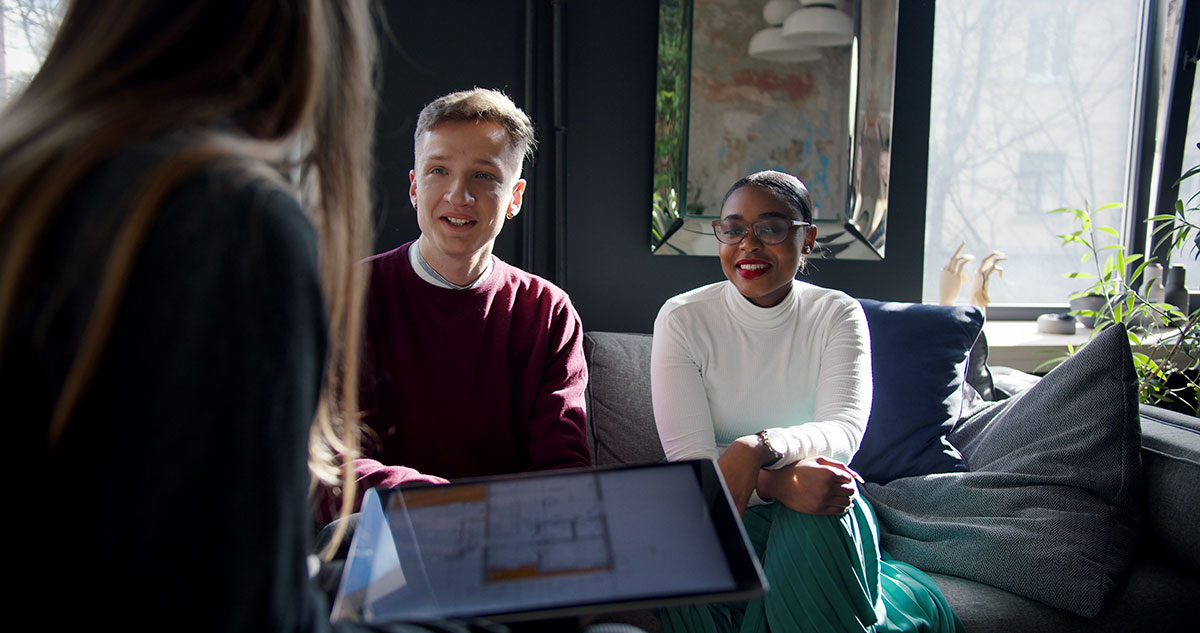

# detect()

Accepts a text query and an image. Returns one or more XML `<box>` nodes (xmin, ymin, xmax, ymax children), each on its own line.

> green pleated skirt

<box><xmin>659</xmin><ymin>496</ymin><xmax>963</xmax><ymax>633</ymax></box>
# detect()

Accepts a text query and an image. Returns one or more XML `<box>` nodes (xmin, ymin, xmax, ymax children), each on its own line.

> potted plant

<box><xmin>1053</xmin><ymin>202</ymin><xmax>1150</xmax><ymax>328</ymax></box>
<box><xmin>1051</xmin><ymin>157</ymin><xmax>1200</xmax><ymax>414</ymax></box>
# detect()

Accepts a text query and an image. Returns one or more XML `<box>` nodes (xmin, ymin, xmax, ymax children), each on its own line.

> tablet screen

<box><xmin>331</xmin><ymin>460</ymin><xmax>765</xmax><ymax>623</ymax></box>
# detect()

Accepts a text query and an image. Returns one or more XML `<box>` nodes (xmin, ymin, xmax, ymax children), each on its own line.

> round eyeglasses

<box><xmin>711</xmin><ymin>218</ymin><xmax>811</xmax><ymax>245</ymax></box>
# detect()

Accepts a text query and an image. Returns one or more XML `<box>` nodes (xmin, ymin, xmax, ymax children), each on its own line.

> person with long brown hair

<box><xmin>0</xmin><ymin>2</ymin><xmax>503</xmax><ymax>631</ymax></box>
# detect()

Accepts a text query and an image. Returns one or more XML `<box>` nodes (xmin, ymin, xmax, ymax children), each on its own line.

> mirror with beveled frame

<box><xmin>650</xmin><ymin>0</ymin><xmax>896</xmax><ymax>260</ymax></box>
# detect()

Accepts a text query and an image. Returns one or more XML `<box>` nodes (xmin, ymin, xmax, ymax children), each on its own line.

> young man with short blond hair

<box><xmin>355</xmin><ymin>88</ymin><xmax>591</xmax><ymax>490</ymax></box>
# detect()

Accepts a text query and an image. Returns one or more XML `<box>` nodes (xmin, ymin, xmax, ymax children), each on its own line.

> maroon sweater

<box><xmin>356</xmin><ymin>241</ymin><xmax>591</xmax><ymax>490</ymax></box>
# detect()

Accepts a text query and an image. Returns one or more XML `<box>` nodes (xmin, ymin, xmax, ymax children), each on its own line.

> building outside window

<box><xmin>1017</xmin><ymin>151</ymin><xmax>1066</xmax><ymax>215</ymax></box>
<box><xmin>923</xmin><ymin>0</ymin><xmax>1144</xmax><ymax>307</ymax></box>
<box><xmin>1026</xmin><ymin>9</ymin><xmax>1071</xmax><ymax>82</ymax></box>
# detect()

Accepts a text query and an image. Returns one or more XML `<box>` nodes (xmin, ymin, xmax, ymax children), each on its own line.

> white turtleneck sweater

<box><xmin>651</xmin><ymin>280</ymin><xmax>872</xmax><ymax>477</ymax></box>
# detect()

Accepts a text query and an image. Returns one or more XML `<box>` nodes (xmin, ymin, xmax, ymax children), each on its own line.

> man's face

<box><xmin>410</xmin><ymin>120</ymin><xmax>526</xmax><ymax>270</ymax></box>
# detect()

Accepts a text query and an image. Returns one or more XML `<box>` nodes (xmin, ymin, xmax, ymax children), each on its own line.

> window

<box><xmin>1</xmin><ymin>0</ymin><xmax>64</xmax><ymax>106</ymax></box>
<box><xmin>923</xmin><ymin>0</ymin><xmax>1143</xmax><ymax>307</ymax></box>
<box><xmin>1026</xmin><ymin>11</ymin><xmax>1070</xmax><ymax>81</ymax></box>
<box><xmin>1173</xmin><ymin>72</ymin><xmax>1200</xmax><ymax>293</ymax></box>
<box><xmin>1017</xmin><ymin>151</ymin><xmax>1066</xmax><ymax>214</ymax></box>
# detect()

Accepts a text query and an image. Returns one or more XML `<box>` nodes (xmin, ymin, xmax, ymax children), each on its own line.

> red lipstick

<box><xmin>735</xmin><ymin>259</ymin><xmax>772</xmax><ymax>279</ymax></box>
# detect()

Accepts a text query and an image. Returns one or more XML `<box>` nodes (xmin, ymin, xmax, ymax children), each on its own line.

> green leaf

<box><xmin>1131</xmin><ymin>260</ymin><xmax>1150</xmax><ymax>280</ymax></box>
<box><xmin>1175</xmin><ymin>165</ymin><xmax>1200</xmax><ymax>185</ymax></box>
<box><xmin>1065</xmin><ymin>272</ymin><xmax>1096</xmax><ymax>279</ymax></box>
<box><xmin>1097</xmin><ymin>226</ymin><xmax>1120</xmax><ymax>238</ymax></box>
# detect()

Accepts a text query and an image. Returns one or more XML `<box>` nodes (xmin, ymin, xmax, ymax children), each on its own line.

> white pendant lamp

<box><xmin>781</xmin><ymin>0</ymin><xmax>854</xmax><ymax>47</ymax></box>
<box><xmin>749</xmin><ymin>27</ymin><xmax>823</xmax><ymax>62</ymax></box>
<box><xmin>749</xmin><ymin>0</ymin><xmax>822</xmax><ymax>63</ymax></box>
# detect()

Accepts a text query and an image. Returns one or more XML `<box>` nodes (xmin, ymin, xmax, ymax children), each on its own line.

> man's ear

<box><xmin>408</xmin><ymin>170</ymin><xmax>417</xmax><ymax>209</ymax></box>
<box><xmin>506</xmin><ymin>179</ymin><xmax>527</xmax><ymax>220</ymax></box>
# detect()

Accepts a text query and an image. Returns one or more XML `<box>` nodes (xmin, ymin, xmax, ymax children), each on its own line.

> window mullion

<box><xmin>1124</xmin><ymin>0</ymin><xmax>1160</xmax><ymax>281</ymax></box>
<box><xmin>1147</xmin><ymin>0</ymin><xmax>1200</xmax><ymax>270</ymax></box>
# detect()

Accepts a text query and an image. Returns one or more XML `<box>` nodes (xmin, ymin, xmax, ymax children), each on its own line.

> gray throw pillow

<box><xmin>863</xmin><ymin>324</ymin><xmax>1143</xmax><ymax>618</ymax></box>
<box><xmin>582</xmin><ymin>332</ymin><xmax>665</xmax><ymax>466</ymax></box>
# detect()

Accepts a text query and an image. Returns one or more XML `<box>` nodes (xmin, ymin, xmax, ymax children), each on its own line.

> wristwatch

<box><xmin>755</xmin><ymin>429</ymin><xmax>785</xmax><ymax>468</ymax></box>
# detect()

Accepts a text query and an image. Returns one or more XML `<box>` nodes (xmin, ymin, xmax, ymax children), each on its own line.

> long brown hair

<box><xmin>0</xmin><ymin>0</ymin><xmax>376</xmax><ymax>547</ymax></box>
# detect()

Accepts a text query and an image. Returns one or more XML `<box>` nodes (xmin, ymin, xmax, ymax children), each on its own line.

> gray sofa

<box><xmin>582</xmin><ymin>330</ymin><xmax>1199</xmax><ymax>632</ymax></box>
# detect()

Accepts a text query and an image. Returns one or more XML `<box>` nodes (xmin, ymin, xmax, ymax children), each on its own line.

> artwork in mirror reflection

<box><xmin>651</xmin><ymin>0</ymin><xmax>896</xmax><ymax>260</ymax></box>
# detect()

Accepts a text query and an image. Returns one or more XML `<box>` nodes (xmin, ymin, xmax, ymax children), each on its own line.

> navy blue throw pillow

<box><xmin>849</xmin><ymin>299</ymin><xmax>981</xmax><ymax>483</ymax></box>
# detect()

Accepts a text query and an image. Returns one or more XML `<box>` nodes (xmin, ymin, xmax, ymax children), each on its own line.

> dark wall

<box><xmin>373</xmin><ymin>1</ymin><xmax>530</xmax><ymax>262</ymax></box>
<box><xmin>375</xmin><ymin>1</ymin><xmax>935</xmax><ymax>333</ymax></box>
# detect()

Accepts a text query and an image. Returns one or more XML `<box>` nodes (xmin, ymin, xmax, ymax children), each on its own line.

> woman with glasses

<box><xmin>651</xmin><ymin>171</ymin><xmax>961</xmax><ymax>633</ymax></box>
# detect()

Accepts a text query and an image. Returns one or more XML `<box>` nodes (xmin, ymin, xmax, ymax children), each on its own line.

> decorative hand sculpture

<box><xmin>938</xmin><ymin>242</ymin><xmax>974</xmax><ymax>306</ymax></box>
<box><xmin>969</xmin><ymin>251</ymin><xmax>1008</xmax><ymax>310</ymax></box>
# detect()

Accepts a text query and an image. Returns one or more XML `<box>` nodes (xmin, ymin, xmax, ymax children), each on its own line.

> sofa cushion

<box><xmin>965</xmin><ymin>331</ymin><xmax>997</xmax><ymax>401</ymax></box>
<box><xmin>863</xmin><ymin>324</ymin><xmax>1143</xmax><ymax>618</ymax></box>
<box><xmin>849</xmin><ymin>300</ymin><xmax>979</xmax><ymax>483</ymax></box>
<box><xmin>1137</xmin><ymin>404</ymin><xmax>1200</xmax><ymax>571</ymax></box>
<box><xmin>582</xmin><ymin>332</ymin><xmax>665</xmax><ymax>466</ymax></box>
<box><xmin>926</xmin><ymin>572</ymin><xmax>1092</xmax><ymax>633</ymax></box>
<box><xmin>928</xmin><ymin>559</ymin><xmax>1200</xmax><ymax>633</ymax></box>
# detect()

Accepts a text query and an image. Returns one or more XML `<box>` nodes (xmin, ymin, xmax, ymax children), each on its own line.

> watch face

<box><xmin>766</xmin><ymin>430</ymin><xmax>785</xmax><ymax>454</ymax></box>
<box><xmin>761</xmin><ymin>430</ymin><xmax>784</xmax><ymax>464</ymax></box>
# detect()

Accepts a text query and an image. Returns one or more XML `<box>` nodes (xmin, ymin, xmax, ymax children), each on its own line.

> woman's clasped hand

<box><xmin>756</xmin><ymin>456</ymin><xmax>863</xmax><ymax>516</ymax></box>
<box><xmin>716</xmin><ymin>434</ymin><xmax>862</xmax><ymax>517</ymax></box>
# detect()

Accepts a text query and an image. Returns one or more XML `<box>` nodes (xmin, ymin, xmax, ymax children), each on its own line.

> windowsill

<box><xmin>982</xmin><ymin>319</ymin><xmax>1183</xmax><ymax>374</ymax></box>
<box><xmin>981</xmin><ymin>320</ymin><xmax>1092</xmax><ymax>374</ymax></box>
<box><xmin>982</xmin><ymin>294</ymin><xmax>1199</xmax><ymax>322</ymax></box>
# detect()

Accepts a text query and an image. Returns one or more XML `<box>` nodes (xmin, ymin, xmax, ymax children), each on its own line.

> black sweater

<box><xmin>5</xmin><ymin>140</ymin><xmax>500</xmax><ymax>633</ymax></box>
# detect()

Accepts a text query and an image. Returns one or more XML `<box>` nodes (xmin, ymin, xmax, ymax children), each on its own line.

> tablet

<box><xmin>331</xmin><ymin>459</ymin><xmax>767</xmax><ymax>624</ymax></box>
